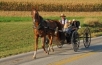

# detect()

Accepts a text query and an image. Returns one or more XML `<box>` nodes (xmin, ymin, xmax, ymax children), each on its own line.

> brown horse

<box><xmin>31</xmin><ymin>8</ymin><xmax>62</xmax><ymax>59</ymax></box>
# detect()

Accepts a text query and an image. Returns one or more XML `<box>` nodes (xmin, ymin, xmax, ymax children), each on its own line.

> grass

<box><xmin>0</xmin><ymin>16</ymin><xmax>31</xmax><ymax>22</ymax></box>
<box><xmin>0</xmin><ymin>16</ymin><xmax>77</xmax><ymax>22</ymax></box>
<box><xmin>0</xmin><ymin>16</ymin><xmax>102</xmax><ymax>25</ymax></box>
<box><xmin>0</xmin><ymin>22</ymin><xmax>33</xmax><ymax>57</ymax></box>
<box><xmin>0</xmin><ymin>22</ymin><xmax>43</xmax><ymax>58</ymax></box>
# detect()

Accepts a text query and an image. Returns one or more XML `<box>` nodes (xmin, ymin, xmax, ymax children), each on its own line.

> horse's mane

<box><xmin>39</xmin><ymin>15</ymin><xmax>44</xmax><ymax>21</ymax></box>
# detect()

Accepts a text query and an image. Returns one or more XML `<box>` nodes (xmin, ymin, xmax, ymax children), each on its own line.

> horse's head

<box><xmin>32</xmin><ymin>8</ymin><xmax>38</xmax><ymax>17</ymax></box>
<box><xmin>31</xmin><ymin>8</ymin><xmax>44</xmax><ymax>30</ymax></box>
<box><xmin>31</xmin><ymin>8</ymin><xmax>40</xmax><ymax>22</ymax></box>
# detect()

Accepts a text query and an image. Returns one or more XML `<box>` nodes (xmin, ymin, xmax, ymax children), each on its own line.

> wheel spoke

<box><xmin>83</xmin><ymin>27</ymin><xmax>91</xmax><ymax>48</ymax></box>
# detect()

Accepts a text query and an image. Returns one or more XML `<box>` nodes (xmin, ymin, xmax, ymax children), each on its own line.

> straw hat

<box><xmin>60</xmin><ymin>14</ymin><xmax>66</xmax><ymax>17</ymax></box>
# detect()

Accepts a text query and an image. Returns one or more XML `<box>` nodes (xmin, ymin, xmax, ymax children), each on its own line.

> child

<box><xmin>63</xmin><ymin>20</ymin><xmax>72</xmax><ymax>32</ymax></box>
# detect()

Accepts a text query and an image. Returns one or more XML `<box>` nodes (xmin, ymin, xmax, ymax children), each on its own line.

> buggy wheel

<box><xmin>71</xmin><ymin>30</ymin><xmax>80</xmax><ymax>52</ymax></box>
<box><xmin>83</xmin><ymin>27</ymin><xmax>91</xmax><ymax>48</ymax></box>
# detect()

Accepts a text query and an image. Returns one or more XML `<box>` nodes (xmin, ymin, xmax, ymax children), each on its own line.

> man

<box><xmin>59</xmin><ymin>14</ymin><xmax>73</xmax><ymax>44</ymax></box>
<box><xmin>59</xmin><ymin>14</ymin><xmax>68</xmax><ymax>32</ymax></box>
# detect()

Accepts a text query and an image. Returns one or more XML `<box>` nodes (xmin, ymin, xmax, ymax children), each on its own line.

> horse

<box><xmin>31</xmin><ymin>8</ymin><xmax>62</xmax><ymax>59</ymax></box>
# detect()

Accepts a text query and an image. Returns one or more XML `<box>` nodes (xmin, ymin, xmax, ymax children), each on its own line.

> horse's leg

<box><xmin>51</xmin><ymin>36</ymin><xmax>54</xmax><ymax>52</ymax></box>
<box><xmin>48</xmin><ymin>35</ymin><xmax>54</xmax><ymax>52</ymax></box>
<box><xmin>41</xmin><ymin>37</ymin><xmax>47</xmax><ymax>53</ymax></box>
<box><xmin>33</xmin><ymin>36</ymin><xmax>38</xmax><ymax>59</ymax></box>
<box><xmin>47</xmin><ymin>36</ymin><xmax>50</xmax><ymax>54</ymax></box>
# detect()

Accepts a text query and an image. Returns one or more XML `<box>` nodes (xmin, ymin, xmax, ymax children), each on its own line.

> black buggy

<box><xmin>56</xmin><ymin>26</ymin><xmax>91</xmax><ymax>52</ymax></box>
<box><xmin>55</xmin><ymin>20</ymin><xmax>91</xmax><ymax>52</ymax></box>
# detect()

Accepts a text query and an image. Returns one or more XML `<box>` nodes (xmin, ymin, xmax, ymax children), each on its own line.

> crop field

<box><xmin>1</xmin><ymin>0</ymin><xmax>102</xmax><ymax>4</ymax></box>
<box><xmin>1</xmin><ymin>11</ymin><xmax>102</xmax><ymax>17</ymax></box>
<box><xmin>0</xmin><ymin>0</ymin><xmax>102</xmax><ymax>11</ymax></box>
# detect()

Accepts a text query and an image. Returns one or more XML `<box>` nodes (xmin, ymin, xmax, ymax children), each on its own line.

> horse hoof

<box><xmin>33</xmin><ymin>56</ymin><xmax>36</xmax><ymax>59</ymax></box>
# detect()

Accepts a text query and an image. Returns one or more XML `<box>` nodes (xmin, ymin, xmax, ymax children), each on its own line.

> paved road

<box><xmin>0</xmin><ymin>36</ymin><xmax>102</xmax><ymax>65</ymax></box>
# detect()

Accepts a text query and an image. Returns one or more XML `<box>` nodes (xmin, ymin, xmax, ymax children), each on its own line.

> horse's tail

<box><xmin>54</xmin><ymin>27</ymin><xmax>58</xmax><ymax>35</ymax></box>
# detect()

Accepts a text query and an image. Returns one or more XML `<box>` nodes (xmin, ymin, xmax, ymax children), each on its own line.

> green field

<box><xmin>0</xmin><ymin>22</ymin><xmax>33</xmax><ymax>57</ymax></box>
<box><xmin>0</xmin><ymin>16</ymin><xmax>83</xmax><ymax>22</ymax></box>
<box><xmin>0</xmin><ymin>16</ymin><xmax>102</xmax><ymax>58</ymax></box>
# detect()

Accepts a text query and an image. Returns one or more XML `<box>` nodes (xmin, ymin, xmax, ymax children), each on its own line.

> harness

<box><xmin>33</xmin><ymin>17</ymin><xmax>48</xmax><ymax>30</ymax></box>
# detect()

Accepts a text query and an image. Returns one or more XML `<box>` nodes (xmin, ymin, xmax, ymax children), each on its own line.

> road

<box><xmin>0</xmin><ymin>36</ymin><xmax>102</xmax><ymax>65</ymax></box>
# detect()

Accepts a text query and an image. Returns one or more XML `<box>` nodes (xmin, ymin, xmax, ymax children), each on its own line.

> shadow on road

<box><xmin>79</xmin><ymin>44</ymin><xmax>102</xmax><ymax>52</ymax></box>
